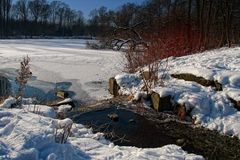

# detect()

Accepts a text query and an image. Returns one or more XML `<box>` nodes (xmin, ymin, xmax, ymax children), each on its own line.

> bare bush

<box><xmin>15</xmin><ymin>55</ymin><xmax>32</xmax><ymax>105</ymax></box>
<box><xmin>111</xmin><ymin>23</ymin><xmax>167</xmax><ymax>93</ymax></box>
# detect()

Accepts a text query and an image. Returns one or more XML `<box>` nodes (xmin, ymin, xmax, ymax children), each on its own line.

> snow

<box><xmin>0</xmin><ymin>39</ymin><xmax>123</xmax><ymax>102</ymax></box>
<box><xmin>116</xmin><ymin>47</ymin><xmax>240</xmax><ymax>138</ymax></box>
<box><xmin>115</xmin><ymin>73</ymin><xmax>141</xmax><ymax>88</ymax></box>
<box><xmin>50</xmin><ymin>118</ymin><xmax>73</xmax><ymax>129</ymax></box>
<box><xmin>225</xmin><ymin>88</ymin><xmax>240</xmax><ymax>101</ymax></box>
<box><xmin>0</xmin><ymin>96</ymin><xmax>56</xmax><ymax>118</ymax></box>
<box><xmin>0</xmin><ymin>108</ymin><xmax>203</xmax><ymax>160</ymax></box>
<box><xmin>115</xmin><ymin>73</ymin><xmax>142</xmax><ymax>95</ymax></box>
<box><xmin>57</xmin><ymin>98</ymin><xmax>73</xmax><ymax>105</ymax></box>
<box><xmin>168</xmin><ymin>48</ymin><xmax>240</xmax><ymax>92</ymax></box>
<box><xmin>22</xmin><ymin>97</ymin><xmax>37</xmax><ymax>105</ymax></box>
<box><xmin>23</xmin><ymin>104</ymin><xmax>56</xmax><ymax>118</ymax></box>
<box><xmin>57</xmin><ymin>105</ymin><xmax>72</xmax><ymax>114</ymax></box>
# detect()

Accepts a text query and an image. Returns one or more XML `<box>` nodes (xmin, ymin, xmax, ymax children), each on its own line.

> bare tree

<box><xmin>28</xmin><ymin>0</ymin><xmax>45</xmax><ymax>23</ymax></box>
<box><xmin>0</xmin><ymin>0</ymin><xmax>12</xmax><ymax>37</ymax></box>
<box><xmin>15</xmin><ymin>0</ymin><xmax>29</xmax><ymax>36</ymax></box>
<box><xmin>16</xmin><ymin>0</ymin><xmax>28</xmax><ymax>22</ymax></box>
<box><xmin>50</xmin><ymin>0</ymin><xmax>61</xmax><ymax>24</ymax></box>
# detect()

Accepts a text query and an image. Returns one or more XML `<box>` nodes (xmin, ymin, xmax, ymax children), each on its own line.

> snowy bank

<box><xmin>0</xmin><ymin>108</ymin><xmax>203</xmax><ymax>160</ymax></box>
<box><xmin>115</xmin><ymin>47</ymin><xmax>240</xmax><ymax>138</ymax></box>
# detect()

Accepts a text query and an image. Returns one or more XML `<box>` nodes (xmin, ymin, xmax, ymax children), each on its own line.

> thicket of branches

<box><xmin>110</xmin><ymin>0</ymin><xmax>240</xmax><ymax>73</ymax></box>
<box><xmin>139</xmin><ymin>0</ymin><xmax>240</xmax><ymax>56</ymax></box>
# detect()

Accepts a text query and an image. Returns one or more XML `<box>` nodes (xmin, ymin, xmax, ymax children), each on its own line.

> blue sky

<box><xmin>13</xmin><ymin>0</ymin><xmax>146</xmax><ymax>18</ymax></box>
<box><xmin>61</xmin><ymin>0</ymin><xmax>145</xmax><ymax>17</ymax></box>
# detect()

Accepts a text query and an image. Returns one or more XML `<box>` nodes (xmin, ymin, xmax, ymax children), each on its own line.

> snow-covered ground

<box><xmin>0</xmin><ymin>39</ymin><xmax>123</xmax><ymax>102</ymax></box>
<box><xmin>116</xmin><ymin>47</ymin><xmax>240</xmax><ymax>139</ymax></box>
<box><xmin>0</xmin><ymin>39</ymin><xmax>205</xmax><ymax>159</ymax></box>
<box><xmin>0</xmin><ymin>106</ymin><xmax>203</xmax><ymax>160</ymax></box>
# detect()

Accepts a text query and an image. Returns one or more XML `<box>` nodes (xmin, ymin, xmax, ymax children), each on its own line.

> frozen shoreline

<box><xmin>0</xmin><ymin>39</ymin><xmax>123</xmax><ymax>102</ymax></box>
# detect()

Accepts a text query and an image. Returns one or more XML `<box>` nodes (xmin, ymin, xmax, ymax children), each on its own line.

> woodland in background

<box><xmin>112</xmin><ymin>0</ymin><xmax>240</xmax><ymax>54</ymax></box>
<box><xmin>109</xmin><ymin>0</ymin><xmax>240</xmax><ymax>72</ymax></box>
<box><xmin>0</xmin><ymin>0</ymin><xmax>240</xmax><ymax>63</ymax></box>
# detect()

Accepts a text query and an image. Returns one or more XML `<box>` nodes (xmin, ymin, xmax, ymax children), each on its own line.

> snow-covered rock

<box><xmin>57</xmin><ymin>98</ymin><xmax>73</xmax><ymax>105</ymax></box>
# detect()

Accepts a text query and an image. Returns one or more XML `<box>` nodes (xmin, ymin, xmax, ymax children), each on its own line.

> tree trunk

<box><xmin>187</xmin><ymin>0</ymin><xmax>192</xmax><ymax>51</ymax></box>
<box><xmin>225</xmin><ymin>0</ymin><xmax>233</xmax><ymax>47</ymax></box>
<box><xmin>204</xmin><ymin>0</ymin><xmax>213</xmax><ymax>48</ymax></box>
<box><xmin>199</xmin><ymin>0</ymin><xmax>206</xmax><ymax>50</ymax></box>
<box><xmin>0</xmin><ymin>0</ymin><xmax>2</xmax><ymax>38</ymax></box>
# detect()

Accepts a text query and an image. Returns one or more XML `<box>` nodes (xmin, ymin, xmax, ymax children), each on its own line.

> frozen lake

<box><xmin>0</xmin><ymin>39</ymin><xmax>123</xmax><ymax>102</ymax></box>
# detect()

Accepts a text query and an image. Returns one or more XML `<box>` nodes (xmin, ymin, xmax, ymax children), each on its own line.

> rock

<box><xmin>127</xmin><ymin>95</ymin><xmax>134</xmax><ymax>102</ymax></box>
<box><xmin>174</xmin><ymin>104</ymin><xmax>187</xmax><ymax>121</ymax></box>
<box><xmin>108</xmin><ymin>77</ymin><xmax>120</xmax><ymax>97</ymax></box>
<box><xmin>108</xmin><ymin>113</ymin><xmax>119</xmax><ymax>121</ymax></box>
<box><xmin>57</xmin><ymin>112</ymin><xmax>65</xmax><ymax>119</ymax></box>
<box><xmin>229</xmin><ymin>98</ymin><xmax>240</xmax><ymax>111</ymax></box>
<box><xmin>214</xmin><ymin>81</ymin><xmax>222</xmax><ymax>91</ymax></box>
<box><xmin>150</xmin><ymin>92</ymin><xmax>173</xmax><ymax>112</ymax></box>
<box><xmin>56</xmin><ymin>90</ymin><xmax>69</xmax><ymax>99</ymax></box>
<box><xmin>141</xmin><ymin>71</ymin><xmax>156</xmax><ymax>80</ymax></box>
<box><xmin>176</xmin><ymin>138</ymin><xmax>187</xmax><ymax>146</ymax></box>
<box><xmin>171</xmin><ymin>73</ymin><xmax>222</xmax><ymax>91</ymax></box>
<box><xmin>129</xmin><ymin>119</ymin><xmax>136</xmax><ymax>124</ymax></box>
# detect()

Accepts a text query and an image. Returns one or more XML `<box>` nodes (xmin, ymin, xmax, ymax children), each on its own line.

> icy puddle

<box><xmin>72</xmin><ymin>106</ymin><xmax>240</xmax><ymax>159</ymax></box>
<box><xmin>73</xmin><ymin>107</ymin><xmax>176</xmax><ymax>147</ymax></box>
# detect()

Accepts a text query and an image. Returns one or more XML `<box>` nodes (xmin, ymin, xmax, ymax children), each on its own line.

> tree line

<box><xmin>0</xmin><ymin>0</ymin><xmax>240</xmax><ymax>50</ymax></box>
<box><xmin>109</xmin><ymin>0</ymin><xmax>240</xmax><ymax>61</ymax></box>
<box><xmin>105</xmin><ymin>0</ymin><xmax>240</xmax><ymax>72</ymax></box>
<box><xmin>0</xmin><ymin>0</ymin><xmax>86</xmax><ymax>37</ymax></box>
